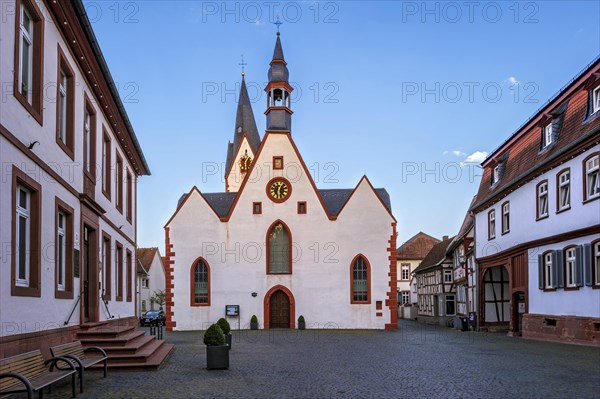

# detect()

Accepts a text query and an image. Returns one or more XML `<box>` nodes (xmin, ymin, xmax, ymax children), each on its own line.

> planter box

<box><xmin>298</xmin><ymin>321</ymin><xmax>305</xmax><ymax>330</ymax></box>
<box><xmin>225</xmin><ymin>333</ymin><xmax>232</xmax><ymax>350</ymax></box>
<box><xmin>206</xmin><ymin>345</ymin><xmax>229</xmax><ymax>370</ymax></box>
<box><xmin>250</xmin><ymin>322</ymin><xmax>258</xmax><ymax>330</ymax></box>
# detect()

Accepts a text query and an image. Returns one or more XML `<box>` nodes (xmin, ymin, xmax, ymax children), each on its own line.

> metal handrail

<box><xmin>64</xmin><ymin>295</ymin><xmax>80</xmax><ymax>325</ymax></box>
<box><xmin>101</xmin><ymin>289</ymin><xmax>115</xmax><ymax>320</ymax></box>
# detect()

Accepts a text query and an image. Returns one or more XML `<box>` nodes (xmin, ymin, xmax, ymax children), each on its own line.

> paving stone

<box><xmin>35</xmin><ymin>321</ymin><xmax>600</xmax><ymax>398</ymax></box>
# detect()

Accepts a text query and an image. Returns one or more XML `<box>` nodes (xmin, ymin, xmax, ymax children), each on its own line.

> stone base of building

<box><xmin>415</xmin><ymin>314</ymin><xmax>454</xmax><ymax>327</ymax></box>
<box><xmin>0</xmin><ymin>316</ymin><xmax>139</xmax><ymax>359</ymax></box>
<box><xmin>522</xmin><ymin>313</ymin><xmax>600</xmax><ymax>346</ymax></box>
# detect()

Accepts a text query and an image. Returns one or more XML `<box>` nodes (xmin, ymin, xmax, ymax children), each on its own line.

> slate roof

<box><xmin>447</xmin><ymin>198</ymin><xmax>476</xmax><ymax>254</ymax></box>
<box><xmin>396</xmin><ymin>232</ymin><xmax>440</xmax><ymax>260</ymax></box>
<box><xmin>137</xmin><ymin>247</ymin><xmax>159</xmax><ymax>272</ymax></box>
<box><xmin>268</xmin><ymin>33</ymin><xmax>289</xmax><ymax>83</ymax></box>
<box><xmin>471</xmin><ymin>57</ymin><xmax>600</xmax><ymax>212</ymax></box>
<box><xmin>225</xmin><ymin>77</ymin><xmax>261</xmax><ymax>177</ymax></box>
<box><xmin>178</xmin><ymin>188</ymin><xmax>392</xmax><ymax>219</ymax></box>
<box><xmin>412</xmin><ymin>236</ymin><xmax>454</xmax><ymax>274</ymax></box>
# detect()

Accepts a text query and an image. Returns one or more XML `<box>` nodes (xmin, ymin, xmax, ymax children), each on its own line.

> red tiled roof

<box><xmin>472</xmin><ymin>58</ymin><xmax>600</xmax><ymax>212</ymax></box>
<box><xmin>396</xmin><ymin>232</ymin><xmax>440</xmax><ymax>260</ymax></box>
<box><xmin>136</xmin><ymin>247</ymin><xmax>159</xmax><ymax>272</ymax></box>
<box><xmin>412</xmin><ymin>236</ymin><xmax>454</xmax><ymax>274</ymax></box>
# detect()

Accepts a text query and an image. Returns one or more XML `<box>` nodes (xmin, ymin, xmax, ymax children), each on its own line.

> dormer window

<box><xmin>592</xmin><ymin>85</ymin><xmax>600</xmax><ymax>115</ymax></box>
<box><xmin>542</xmin><ymin>123</ymin><xmax>553</xmax><ymax>148</ymax></box>
<box><xmin>490</xmin><ymin>161</ymin><xmax>505</xmax><ymax>186</ymax></box>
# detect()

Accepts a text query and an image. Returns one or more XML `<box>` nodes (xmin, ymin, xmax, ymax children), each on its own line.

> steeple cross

<box><xmin>274</xmin><ymin>17</ymin><xmax>282</xmax><ymax>33</ymax></box>
<box><xmin>239</xmin><ymin>54</ymin><xmax>247</xmax><ymax>76</ymax></box>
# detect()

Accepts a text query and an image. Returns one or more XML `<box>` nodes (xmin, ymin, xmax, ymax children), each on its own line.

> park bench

<box><xmin>50</xmin><ymin>341</ymin><xmax>107</xmax><ymax>394</ymax></box>
<box><xmin>0</xmin><ymin>349</ymin><xmax>77</xmax><ymax>399</ymax></box>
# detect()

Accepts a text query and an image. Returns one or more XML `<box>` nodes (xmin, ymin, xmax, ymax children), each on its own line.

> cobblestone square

<box><xmin>38</xmin><ymin>320</ymin><xmax>600</xmax><ymax>399</ymax></box>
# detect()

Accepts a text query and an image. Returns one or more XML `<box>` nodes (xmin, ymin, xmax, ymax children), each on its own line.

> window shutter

<box><xmin>575</xmin><ymin>246</ymin><xmax>584</xmax><ymax>287</ymax></box>
<box><xmin>583</xmin><ymin>243</ymin><xmax>593</xmax><ymax>286</ymax></box>
<box><xmin>497</xmin><ymin>162</ymin><xmax>506</xmax><ymax>180</ymax></box>
<box><xmin>538</xmin><ymin>254</ymin><xmax>544</xmax><ymax>290</ymax></box>
<box><xmin>554</xmin><ymin>250</ymin><xmax>564</xmax><ymax>288</ymax></box>
<box><xmin>587</xmin><ymin>89</ymin><xmax>594</xmax><ymax>117</ymax></box>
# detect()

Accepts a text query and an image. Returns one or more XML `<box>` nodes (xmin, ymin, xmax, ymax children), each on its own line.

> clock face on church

<box><xmin>267</xmin><ymin>178</ymin><xmax>292</xmax><ymax>203</ymax></box>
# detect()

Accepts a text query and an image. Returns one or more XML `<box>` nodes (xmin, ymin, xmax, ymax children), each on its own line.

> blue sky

<box><xmin>84</xmin><ymin>1</ymin><xmax>600</xmax><ymax>248</ymax></box>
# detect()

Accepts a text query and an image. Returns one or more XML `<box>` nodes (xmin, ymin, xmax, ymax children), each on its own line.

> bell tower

<box><xmin>265</xmin><ymin>30</ymin><xmax>293</xmax><ymax>133</ymax></box>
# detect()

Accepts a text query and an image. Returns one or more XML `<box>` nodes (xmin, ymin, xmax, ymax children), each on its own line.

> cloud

<box><xmin>507</xmin><ymin>76</ymin><xmax>519</xmax><ymax>86</ymax></box>
<box><xmin>463</xmin><ymin>151</ymin><xmax>488</xmax><ymax>164</ymax></box>
<box><xmin>452</xmin><ymin>150</ymin><xmax>466</xmax><ymax>157</ymax></box>
<box><xmin>443</xmin><ymin>150</ymin><xmax>449</xmax><ymax>155</ymax></box>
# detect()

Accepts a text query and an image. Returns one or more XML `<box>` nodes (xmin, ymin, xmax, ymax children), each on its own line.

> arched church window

<box><xmin>268</xmin><ymin>222</ymin><xmax>290</xmax><ymax>274</ymax></box>
<box><xmin>351</xmin><ymin>255</ymin><xmax>370</xmax><ymax>303</ymax></box>
<box><xmin>192</xmin><ymin>258</ymin><xmax>210</xmax><ymax>305</ymax></box>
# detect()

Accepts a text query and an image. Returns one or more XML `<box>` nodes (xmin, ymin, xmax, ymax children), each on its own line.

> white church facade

<box><xmin>164</xmin><ymin>33</ymin><xmax>398</xmax><ymax>331</ymax></box>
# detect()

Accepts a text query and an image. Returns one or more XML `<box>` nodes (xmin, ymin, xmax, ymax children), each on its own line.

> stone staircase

<box><xmin>77</xmin><ymin>322</ymin><xmax>174</xmax><ymax>370</ymax></box>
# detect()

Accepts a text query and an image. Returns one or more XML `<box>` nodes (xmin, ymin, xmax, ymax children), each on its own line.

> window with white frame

<box><xmin>19</xmin><ymin>6</ymin><xmax>33</xmax><ymax>102</ymax></box>
<box><xmin>16</xmin><ymin>186</ymin><xmax>30</xmax><ymax>287</ymax></box>
<box><xmin>544</xmin><ymin>252</ymin><xmax>553</xmax><ymax>289</ymax></box>
<box><xmin>537</xmin><ymin>181</ymin><xmax>548</xmax><ymax>218</ymax></box>
<box><xmin>58</xmin><ymin>70</ymin><xmax>67</xmax><ymax>144</ymax></box>
<box><xmin>401</xmin><ymin>263</ymin><xmax>410</xmax><ymax>280</ymax></box>
<box><xmin>491</xmin><ymin>165</ymin><xmax>500</xmax><ymax>185</ymax></box>
<box><xmin>594</xmin><ymin>242</ymin><xmax>600</xmax><ymax>286</ymax></box>
<box><xmin>502</xmin><ymin>202</ymin><xmax>510</xmax><ymax>234</ymax></box>
<box><xmin>444</xmin><ymin>269</ymin><xmax>452</xmax><ymax>283</ymax></box>
<box><xmin>57</xmin><ymin>212</ymin><xmax>66</xmax><ymax>291</ymax></box>
<box><xmin>585</xmin><ymin>155</ymin><xmax>599</xmax><ymax>200</ymax></box>
<box><xmin>558</xmin><ymin>170</ymin><xmax>570</xmax><ymax>211</ymax></box>
<box><xmin>400</xmin><ymin>291</ymin><xmax>410</xmax><ymax>305</ymax></box>
<box><xmin>445</xmin><ymin>295</ymin><xmax>456</xmax><ymax>316</ymax></box>
<box><xmin>488</xmin><ymin>209</ymin><xmax>496</xmax><ymax>239</ymax></box>
<box><xmin>543</xmin><ymin>123</ymin><xmax>553</xmax><ymax>148</ymax></box>
<box><xmin>141</xmin><ymin>277</ymin><xmax>149</xmax><ymax>289</ymax></box>
<box><xmin>593</xmin><ymin>86</ymin><xmax>600</xmax><ymax>115</ymax></box>
<box><xmin>84</xmin><ymin>109</ymin><xmax>92</xmax><ymax>173</ymax></box>
<box><xmin>565</xmin><ymin>248</ymin><xmax>576</xmax><ymax>288</ymax></box>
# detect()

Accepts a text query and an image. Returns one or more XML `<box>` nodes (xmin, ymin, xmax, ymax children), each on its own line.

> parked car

<box><xmin>140</xmin><ymin>310</ymin><xmax>165</xmax><ymax>326</ymax></box>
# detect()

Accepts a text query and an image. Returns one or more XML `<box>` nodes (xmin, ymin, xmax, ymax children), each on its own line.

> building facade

<box><xmin>471</xmin><ymin>58</ymin><xmax>600</xmax><ymax>344</ymax></box>
<box><xmin>164</xmin><ymin>33</ymin><xmax>398</xmax><ymax>331</ymax></box>
<box><xmin>413</xmin><ymin>237</ymin><xmax>456</xmax><ymax>326</ymax></box>
<box><xmin>396</xmin><ymin>232</ymin><xmax>440</xmax><ymax>319</ymax></box>
<box><xmin>0</xmin><ymin>0</ymin><xmax>150</xmax><ymax>356</ymax></box>
<box><xmin>137</xmin><ymin>248</ymin><xmax>166</xmax><ymax>314</ymax></box>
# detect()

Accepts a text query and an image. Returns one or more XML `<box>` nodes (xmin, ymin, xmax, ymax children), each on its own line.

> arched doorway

<box><xmin>264</xmin><ymin>285</ymin><xmax>295</xmax><ymax>329</ymax></box>
<box><xmin>482</xmin><ymin>266</ymin><xmax>509</xmax><ymax>326</ymax></box>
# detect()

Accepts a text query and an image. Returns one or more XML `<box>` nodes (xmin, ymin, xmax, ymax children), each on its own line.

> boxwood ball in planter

<box><xmin>298</xmin><ymin>315</ymin><xmax>305</xmax><ymax>330</ymax></box>
<box><xmin>250</xmin><ymin>315</ymin><xmax>258</xmax><ymax>330</ymax></box>
<box><xmin>204</xmin><ymin>324</ymin><xmax>229</xmax><ymax>370</ymax></box>
<box><xmin>217</xmin><ymin>318</ymin><xmax>232</xmax><ymax>350</ymax></box>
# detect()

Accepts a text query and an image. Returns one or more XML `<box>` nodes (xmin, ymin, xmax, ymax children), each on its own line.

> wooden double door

<box><xmin>269</xmin><ymin>290</ymin><xmax>290</xmax><ymax>328</ymax></box>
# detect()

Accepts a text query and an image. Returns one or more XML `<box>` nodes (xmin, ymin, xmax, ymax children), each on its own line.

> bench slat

<box><xmin>0</xmin><ymin>350</ymin><xmax>75</xmax><ymax>394</ymax></box>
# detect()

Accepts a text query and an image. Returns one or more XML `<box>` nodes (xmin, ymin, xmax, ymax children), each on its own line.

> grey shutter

<box><xmin>497</xmin><ymin>162</ymin><xmax>506</xmax><ymax>180</ymax></box>
<box><xmin>583</xmin><ymin>243</ymin><xmax>593</xmax><ymax>286</ymax></box>
<box><xmin>538</xmin><ymin>254</ymin><xmax>544</xmax><ymax>290</ymax></box>
<box><xmin>575</xmin><ymin>246</ymin><xmax>584</xmax><ymax>287</ymax></box>
<box><xmin>554</xmin><ymin>250</ymin><xmax>564</xmax><ymax>289</ymax></box>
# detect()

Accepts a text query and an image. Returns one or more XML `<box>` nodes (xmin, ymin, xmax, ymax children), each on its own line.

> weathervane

<box><xmin>274</xmin><ymin>16</ymin><xmax>282</xmax><ymax>33</ymax></box>
<box><xmin>239</xmin><ymin>54</ymin><xmax>247</xmax><ymax>76</ymax></box>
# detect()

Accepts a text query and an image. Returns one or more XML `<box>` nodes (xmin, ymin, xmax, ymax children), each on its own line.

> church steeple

<box><xmin>265</xmin><ymin>31</ymin><xmax>293</xmax><ymax>132</ymax></box>
<box><xmin>225</xmin><ymin>74</ymin><xmax>261</xmax><ymax>181</ymax></box>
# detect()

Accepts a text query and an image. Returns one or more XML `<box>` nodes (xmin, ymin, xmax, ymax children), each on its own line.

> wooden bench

<box><xmin>0</xmin><ymin>349</ymin><xmax>77</xmax><ymax>399</ymax></box>
<box><xmin>50</xmin><ymin>341</ymin><xmax>107</xmax><ymax>394</ymax></box>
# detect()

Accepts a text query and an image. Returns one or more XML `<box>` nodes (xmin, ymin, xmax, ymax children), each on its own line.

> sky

<box><xmin>83</xmin><ymin>0</ymin><xmax>600</xmax><ymax>248</ymax></box>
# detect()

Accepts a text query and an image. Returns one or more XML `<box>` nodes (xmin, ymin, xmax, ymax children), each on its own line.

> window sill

<box><xmin>556</xmin><ymin>206</ymin><xmax>571</xmax><ymax>215</ymax></box>
<box><xmin>350</xmin><ymin>301</ymin><xmax>371</xmax><ymax>305</ymax></box>
<box><xmin>84</xmin><ymin>170</ymin><xmax>96</xmax><ymax>184</ymax></box>
<box><xmin>56</xmin><ymin>138</ymin><xmax>75</xmax><ymax>161</ymax></box>
<box><xmin>563</xmin><ymin>286</ymin><xmax>580</xmax><ymax>291</ymax></box>
<box><xmin>582</xmin><ymin>195</ymin><xmax>600</xmax><ymax>205</ymax></box>
<box><xmin>102</xmin><ymin>190</ymin><xmax>111</xmax><ymax>201</ymax></box>
<box><xmin>536</xmin><ymin>214</ymin><xmax>549</xmax><ymax>221</ymax></box>
<box><xmin>267</xmin><ymin>272</ymin><xmax>292</xmax><ymax>275</ymax></box>
<box><xmin>11</xmin><ymin>285</ymin><xmax>41</xmax><ymax>297</ymax></box>
<box><xmin>592</xmin><ymin>285</ymin><xmax>600</xmax><ymax>290</ymax></box>
<box><xmin>14</xmin><ymin>91</ymin><xmax>43</xmax><ymax>125</ymax></box>
<box><xmin>543</xmin><ymin>288</ymin><xmax>557</xmax><ymax>292</ymax></box>
<box><xmin>55</xmin><ymin>290</ymin><xmax>74</xmax><ymax>299</ymax></box>
<box><xmin>190</xmin><ymin>303</ymin><xmax>210</xmax><ymax>307</ymax></box>
<box><xmin>501</xmin><ymin>230</ymin><xmax>510</xmax><ymax>236</ymax></box>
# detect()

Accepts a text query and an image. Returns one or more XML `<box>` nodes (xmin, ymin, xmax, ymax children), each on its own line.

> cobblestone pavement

<box><xmin>37</xmin><ymin>320</ymin><xmax>600</xmax><ymax>399</ymax></box>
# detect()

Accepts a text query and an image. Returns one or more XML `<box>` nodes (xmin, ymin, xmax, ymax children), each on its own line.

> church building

<box><xmin>164</xmin><ymin>32</ymin><xmax>398</xmax><ymax>330</ymax></box>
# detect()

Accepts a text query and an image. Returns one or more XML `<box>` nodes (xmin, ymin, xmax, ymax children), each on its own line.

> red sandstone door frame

<box><xmin>80</xmin><ymin>204</ymin><xmax>100</xmax><ymax>324</ymax></box>
<box><xmin>264</xmin><ymin>285</ymin><xmax>295</xmax><ymax>329</ymax></box>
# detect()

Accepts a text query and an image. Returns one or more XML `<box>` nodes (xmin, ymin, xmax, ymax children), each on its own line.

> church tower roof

<box><xmin>268</xmin><ymin>32</ymin><xmax>289</xmax><ymax>83</ymax></box>
<box><xmin>225</xmin><ymin>75</ymin><xmax>261</xmax><ymax>176</ymax></box>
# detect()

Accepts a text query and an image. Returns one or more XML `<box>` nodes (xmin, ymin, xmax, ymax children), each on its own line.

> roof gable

<box><xmin>413</xmin><ymin>236</ymin><xmax>454</xmax><ymax>274</ymax></box>
<box><xmin>397</xmin><ymin>232</ymin><xmax>441</xmax><ymax>260</ymax></box>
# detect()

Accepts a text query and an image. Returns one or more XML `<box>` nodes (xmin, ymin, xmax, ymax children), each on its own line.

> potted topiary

<box><xmin>298</xmin><ymin>315</ymin><xmax>305</xmax><ymax>330</ymax></box>
<box><xmin>203</xmin><ymin>323</ymin><xmax>229</xmax><ymax>370</ymax></box>
<box><xmin>217</xmin><ymin>317</ymin><xmax>232</xmax><ymax>350</ymax></box>
<box><xmin>250</xmin><ymin>315</ymin><xmax>258</xmax><ymax>330</ymax></box>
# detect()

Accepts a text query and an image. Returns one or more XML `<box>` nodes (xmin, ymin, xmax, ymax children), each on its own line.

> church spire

<box><xmin>225</xmin><ymin>73</ymin><xmax>261</xmax><ymax>180</ymax></box>
<box><xmin>265</xmin><ymin>29</ymin><xmax>293</xmax><ymax>132</ymax></box>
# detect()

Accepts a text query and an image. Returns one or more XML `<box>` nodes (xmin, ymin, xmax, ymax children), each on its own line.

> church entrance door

<box><xmin>269</xmin><ymin>290</ymin><xmax>290</xmax><ymax>328</ymax></box>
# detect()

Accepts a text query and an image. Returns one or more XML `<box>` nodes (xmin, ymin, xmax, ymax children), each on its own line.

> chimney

<box><xmin>443</xmin><ymin>235</ymin><xmax>449</xmax><ymax>241</ymax></box>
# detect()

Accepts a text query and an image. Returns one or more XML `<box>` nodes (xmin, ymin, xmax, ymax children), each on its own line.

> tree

<box><xmin>151</xmin><ymin>290</ymin><xmax>166</xmax><ymax>310</ymax></box>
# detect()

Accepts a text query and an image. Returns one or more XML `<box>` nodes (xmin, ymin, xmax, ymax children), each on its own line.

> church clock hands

<box><xmin>268</xmin><ymin>178</ymin><xmax>291</xmax><ymax>202</ymax></box>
